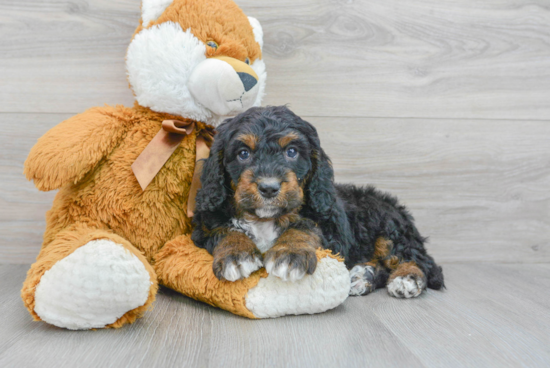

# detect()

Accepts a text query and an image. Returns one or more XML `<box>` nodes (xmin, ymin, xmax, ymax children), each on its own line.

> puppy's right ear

<box><xmin>195</xmin><ymin>129</ymin><xmax>228</xmax><ymax>213</ymax></box>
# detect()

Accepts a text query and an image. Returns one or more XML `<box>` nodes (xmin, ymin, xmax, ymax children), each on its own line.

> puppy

<box><xmin>192</xmin><ymin>106</ymin><xmax>445</xmax><ymax>298</ymax></box>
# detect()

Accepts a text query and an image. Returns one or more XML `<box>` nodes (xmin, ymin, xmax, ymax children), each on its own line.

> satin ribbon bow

<box><xmin>131</xmin><ymin>119</ymin><xmax>211</xmax><ymax>217</ymax></box>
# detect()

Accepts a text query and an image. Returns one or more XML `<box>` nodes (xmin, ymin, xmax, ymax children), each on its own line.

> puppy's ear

<box><xmin>306</xmin><ymin>146</ymin><xmax>338</xmax><ymax>220</ymax></box>
<box><xmin>284</xmin><ymin>110</ymin><xmax>338</xmax><ymax>220</ymax></box>
<box><xmin>195</xmin><ymin>130</ymin><xmax>228</xmax><ymax>213</ymax></box>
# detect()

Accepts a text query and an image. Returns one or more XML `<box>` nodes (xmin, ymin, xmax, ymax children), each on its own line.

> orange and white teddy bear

<box><xmin>21</xmin><ymin>0</ymin><xmax>350</xmax><ymax>330</ymax></box>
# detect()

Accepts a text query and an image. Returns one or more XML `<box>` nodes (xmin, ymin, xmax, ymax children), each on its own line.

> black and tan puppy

<box><xmin>192</xmin><ymin>106</ymin><xmax>444</xmax><ymax>298</ymax></box>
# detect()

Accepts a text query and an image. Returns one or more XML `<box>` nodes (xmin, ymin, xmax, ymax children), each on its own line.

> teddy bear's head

<box><xmin>126</xmin><ymin>0</ymin><xmax>266</xmax><ymax>125</ymax></box>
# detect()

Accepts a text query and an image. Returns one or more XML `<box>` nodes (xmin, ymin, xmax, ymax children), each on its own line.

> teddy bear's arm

<box><xmin>24</xmin><ymin>107</ymin><xmax>130</xmax><ymax>191</ymax></box>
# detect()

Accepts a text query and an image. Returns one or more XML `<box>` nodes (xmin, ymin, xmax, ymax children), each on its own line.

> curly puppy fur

<box><xmin>192</xmin><ymin>106</ymin><xmax>444</xmax><ymax>296</ymax></box>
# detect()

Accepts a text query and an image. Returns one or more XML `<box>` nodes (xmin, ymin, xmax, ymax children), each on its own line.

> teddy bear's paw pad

<box><xmin>387</xmin><ymin>274</ymin><xmax>425</xmax><ymax>299</ymax></box>
<box><xmin>246</xmin><ymin>256</ymin><xmax>350</xmax><ymax>318</ymax></box>
<box><xmin>34</xmin><ymin>239</ymin><xmax>152</xmax><ymax>330</ymax></box>
<box><xmin>349</xmin><ymin>265</ymin><xmax>376</xmax><ymax>296</ymax></box>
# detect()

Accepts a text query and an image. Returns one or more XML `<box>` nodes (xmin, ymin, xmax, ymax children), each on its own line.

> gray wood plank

<box><xmin>0</xmin><ymin>264</ymin><xmax>46</xmax><ymax>355</ymax></box>
<box><xmin>453</xmin><ymin>263</ymin><xmax>550</xmax><ymax>316</ymax></box>
<box><xmin>312</xmin><ymin>116</ymin><xmax>550</xmax><ymax>264</ymax></box>
<box><xmin>1</xmin><ymin>264</ymin><xmax>550</xmax><ymax>367</ymax></box>
<box><xmin>371</xmin><ymin>264</ymin><xmax>550</xmax><ymax>368</ymax></box>
<box><xmin>1</xmin><ymin>0</ymin><xmax>550</xmax><ymax>119</ymax></box>
<box><xmin>207</xmin><ymin>304</ymin><xmax>424</xmax><ymax>368</ymax></box>
<box><xmin>2</xmin><ymin>113</ymin><xmax>549</xmax><ymax>264</ymax></box>
<box><xmin>0</xmin><ymin>113</ymin><xmax>65</xmax><ymax>264</ymax></box>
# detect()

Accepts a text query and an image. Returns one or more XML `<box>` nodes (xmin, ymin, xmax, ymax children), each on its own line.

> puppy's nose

<box><xmin>258</xmin><ymin>180</ymin><xmax>281</xmax><ymax>199</ymax></box>
<box><xmin>238</xmin><ymin>72</ymin><xmax>258</xmax><ymax>92</ymax></box>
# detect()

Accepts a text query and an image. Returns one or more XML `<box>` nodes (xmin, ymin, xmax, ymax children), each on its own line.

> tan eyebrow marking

<box><xmin>278</xmin><ymin>132</ymin><xmax>300</xmax><ymax>148</ymax></box>
<box><xmin>237</xmin><ymin>133</ymin><xmax>259</xmax><ymax>150</ymax></box>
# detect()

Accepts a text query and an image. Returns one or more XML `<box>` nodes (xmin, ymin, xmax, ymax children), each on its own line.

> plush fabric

<box><xmin>34</xmin><ymin>239</ymin><xmax>153</xmax><ymax>330</ymax></box>
<box><xmin>21</xmin><ymin>0</ymin><xmax>350</xmax><ymax>329</ymax></box>
<box><xmin>21</xmin><ymin>225</ymin><xmax>159</xmax><ymax>328</ymax></box>
<box><xmin>128</xmin><ymin>0</ymin><xmax>266</xmax><ymax>125</ymax></box>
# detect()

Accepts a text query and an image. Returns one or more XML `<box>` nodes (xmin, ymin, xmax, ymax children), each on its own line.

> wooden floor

<box><xmin>1</xmin><ymin>263</ymin><xmax>549</xmax><ymax>367</ymax></box>
<box><xmin>1</xmin><ymin>0</ymin><xmax>550</xmax><ymax>367</ymax></box>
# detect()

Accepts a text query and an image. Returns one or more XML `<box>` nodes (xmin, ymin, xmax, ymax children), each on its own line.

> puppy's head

<box><xmin>196</xmin><ymin>106</ymin><xmax>336</xmax><ymax>220</ymax></box>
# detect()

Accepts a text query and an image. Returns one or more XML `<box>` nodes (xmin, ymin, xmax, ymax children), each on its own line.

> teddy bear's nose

<box><xmin>238</xmin><ymin>72</ymin><xmax>258</xmax><ymax>92</ymax></box>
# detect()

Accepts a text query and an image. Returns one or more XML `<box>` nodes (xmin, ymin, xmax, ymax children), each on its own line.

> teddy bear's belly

<box><xmin>47</xmin><ymin>142</ymin><xmax>195</xmax><ymax>261</ymax></box>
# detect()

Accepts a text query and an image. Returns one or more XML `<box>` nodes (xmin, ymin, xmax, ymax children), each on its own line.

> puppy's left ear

<box><xmin>289</xmin><ymin>114</ymin><xmax>338</xmax><ymax>221</ymax></box>
<box><xmin>306</xmin><ymin>146</ymin><xmax>338</xmax><ymax>220</ymax></box>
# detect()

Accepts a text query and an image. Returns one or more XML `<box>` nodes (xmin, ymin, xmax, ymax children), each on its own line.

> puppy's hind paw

<box><xmin>349</xmin><ymin>265</ymin><xmax>376</xmax><ymax>296</ymax></box>
<box><xmin>387</xmin><ymin>274</ymin><xmax>426</xmax><ymax>298</ymax></box>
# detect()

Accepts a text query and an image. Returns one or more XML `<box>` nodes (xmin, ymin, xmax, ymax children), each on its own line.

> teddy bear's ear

<box><xmin>248</xmin><ymin>16</ymin><xmax>264</xmax><ymax>50</ymax></box>
<box><xmin>141</xmin><ymin>0</ymin><xmax>173</xmax><ymax>27</ymax></box>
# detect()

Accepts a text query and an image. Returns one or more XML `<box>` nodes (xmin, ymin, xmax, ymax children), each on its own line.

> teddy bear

<box><xmin>21</xmin><ymin>0</ymin><xmax>350</xmax><ymax>330</ymax></box>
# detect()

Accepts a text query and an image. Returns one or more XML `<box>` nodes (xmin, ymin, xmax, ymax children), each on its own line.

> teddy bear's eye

<box><xmin>206</xmin><ymin>41</ymin><xmax>218</xmax><ymax>50</ymax></box>
<box><xmin>245</xmin><ymin>58</ymin><xmax>250</xmax><ymax>65</ymax></box>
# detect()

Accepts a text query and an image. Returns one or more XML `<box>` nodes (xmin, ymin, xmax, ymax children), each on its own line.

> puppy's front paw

<box><xmin>213</xmin><ymin>252</ymin><xmax>263</xmax><ymax>282</ymax></box>
<box><xmin>264</xmin><ymin>247</ymin><xmax>317</xmax><ymax>282</ymax></box>
<box><xmin>387</xmin><ymin>274</ymin><xmax>426</xmax><ymax>298</ymax></box>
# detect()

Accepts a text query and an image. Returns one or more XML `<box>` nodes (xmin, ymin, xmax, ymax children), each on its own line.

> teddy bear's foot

<box><xmin>33</xmin><ymin>239</ymin><xmax>154</xmax><ymax>330</ymax></box>
<box><xmin>245</xmin><ymin>254</ymin><xmax>350</xmax><ymax>318</ymax></box>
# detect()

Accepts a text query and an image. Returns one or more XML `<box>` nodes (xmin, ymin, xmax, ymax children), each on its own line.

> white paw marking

<box><xmin>264</xmin><ymin>259</ymin><xmax>306</xmax><ymax>282</ymax></box>
<box><xmin>34</xmin><ymin>239</ymin><xmax>152</xmax><ymax>330</ymax></box>
<box><xmin>222</xmin><ymin>256</ymin><xmax>263</xmax><ymax>282</ymax></box>
<box><xmin>349</xmin><ymin>265</ymin><xmax>375</xmax><ymax>296</ymax></box>
<box><xmin>387</xmin><ymin>275</ymin><xmax>426</xmax><ymax>298</ymax></box>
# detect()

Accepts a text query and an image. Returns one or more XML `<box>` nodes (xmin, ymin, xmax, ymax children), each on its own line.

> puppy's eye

<box><xmin>206</xmin><ymin>41</ymin><xmax>218</xmax><ymax>50</ymax></box>
<box><xmin>285</xmin><ymin>147</ymin><xmax>298</xmax><ymax>159</ymax></box>
<box><xmin>245</xmin><ymin>58</ymin><xmax>250</xmax><ymax>65</ymax></box>
<box><xmin>238</xmin><ymin>149</ymin><xmax>251</xmax><ymax>161</ymax></box>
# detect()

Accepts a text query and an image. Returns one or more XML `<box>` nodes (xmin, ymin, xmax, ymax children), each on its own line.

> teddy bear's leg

<box><xmin>154</xmin><ymin>235</ymin><xmax>350</xmax><ymax>318</ymax></box>
<box><xmin>154</xmin><ymin>234</ymin><xmax>260</xmax><ymax>318</ymax></box>
<box><xmin>21</xmin><ymin>226</ymin><xmax>158</xmax><ymax>330</ymax></box>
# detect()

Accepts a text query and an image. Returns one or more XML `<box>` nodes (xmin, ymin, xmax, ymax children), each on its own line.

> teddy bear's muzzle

<box><xmin>187</xmin><ymin>56</ymin><xmax>260</xmax><ymax>117</ymax></box>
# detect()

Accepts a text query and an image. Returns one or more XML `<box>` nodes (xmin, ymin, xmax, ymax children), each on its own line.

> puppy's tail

<box><xmin>427</xmin><ymin>263</ymin><xmax>445</xmax><ymax>290</ymax></box>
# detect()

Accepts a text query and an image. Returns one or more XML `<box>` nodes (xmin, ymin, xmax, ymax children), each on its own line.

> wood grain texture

<box><xmin>1</xmin><ymin>0</ymin><xmax>550</xmax><ymax>119</ymax></box>
<box><xmin>0</xmin><ymin>114</ymin><xmax>67</xmax><ymax>264</ymax></box>
<box><xmin>311</xmin><ymin>116</ymin><xmax>550</xmax><ymax>263</ymax></box>
<box><xmin>1</xmin><ymin>0</ymin><xmax>548</xmax><ymax>365</ymax></box>
<box><xmin>1</xmin><ymin>264</ymin><xmax>549</xmax><ymax>367</ymax></box>
<box><xmin>2</xmin><ymin>113</ymin><xmax>548</xmax><ymax>264</ymax></box>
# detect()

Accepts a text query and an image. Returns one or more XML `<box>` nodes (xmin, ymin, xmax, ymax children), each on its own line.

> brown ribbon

<box><xmin>131</xmin><ymin>119</ymin><xmax>211</xmax><ymax>217</ymax></box>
